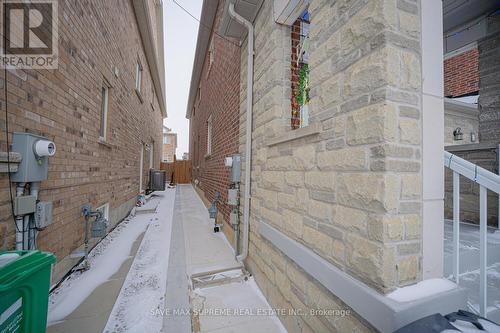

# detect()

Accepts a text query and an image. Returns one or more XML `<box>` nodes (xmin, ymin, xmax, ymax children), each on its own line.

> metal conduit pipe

<box><xmin>30</xmin><ymin>182</ymin><xmax>41</xmax><ymax>249</ymax></box>
<box><xmin>22</xmin><ymin>184</ymin><xmax>31</xmax><ymax>250</ymax></box>
<box><xmin>15</xmin><ymin>183</ymin><xmax>25</xmax><ymax>250</ymax></box>
<box><xmin>228</xmin><ymin>3</ymin><xmax>254</xmax><ymax>263</ymax></box>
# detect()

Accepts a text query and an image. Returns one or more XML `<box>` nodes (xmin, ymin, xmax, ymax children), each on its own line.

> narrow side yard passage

<box><xmin>45</xmin><ymin>184</ymin><xmax>287</xmax><ymax>333</ymax></box>
<box><xmin>46</xmin><ymin>188</ymin><xmax>176</xmax><ymax>333</ymax></box>
<box><xmin>172</xmin><ymin>185</ymin><xmax>286</xmax><ymax>333</ymax></box>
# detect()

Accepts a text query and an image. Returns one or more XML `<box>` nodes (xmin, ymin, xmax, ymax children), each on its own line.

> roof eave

<box><xmin>185</xmin><ymin>0</ymin><xmax>218</xmax><ymax>119</ymax></box>
<box><xmin>133</xmin><ymin>0</ymin><xmax>167</xmax><ymax>118</ymax></box>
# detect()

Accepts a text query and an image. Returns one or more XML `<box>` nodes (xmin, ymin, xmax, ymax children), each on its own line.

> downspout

<box><xmin>228</xmin><ymin>3</ymin><xmax>253</xmax><ymax>262</ymax></box>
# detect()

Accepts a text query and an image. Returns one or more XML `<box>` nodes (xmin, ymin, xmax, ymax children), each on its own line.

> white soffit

<box><xmin>274</xmin><ymin>0</ymin><xmax>309</xmax><ymax>26</ymax></box>
<box><xmin>219</xmin><ymin>0</ymin><xmax>264</xmax><ymax>38</ymax></box>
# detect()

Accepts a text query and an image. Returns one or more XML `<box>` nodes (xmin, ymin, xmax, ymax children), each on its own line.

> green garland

<box><xmin>296</xmin><ymin>63</ymin><xmax>310</xmax><ymax>106</ymax></box>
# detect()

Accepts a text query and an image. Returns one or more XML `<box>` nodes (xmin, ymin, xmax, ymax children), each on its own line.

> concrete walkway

<box><xmin>172</xmin><ymin>185</ymin><xmax>286</xmax><ymax>333</ymax></box>
<box><xmin>47</xmin><ymin>232</ymin><xmax>145</xmax><ymax>333</ymax></box>
<box><xmin>162</xmin><ymin>187</ymin><xmax>191</xmax><ymax>333</ymax></box>
<box><xmin>47</xmin><ymin>185</ymin><xmax>286</xmax><ymax>333</ymax></box>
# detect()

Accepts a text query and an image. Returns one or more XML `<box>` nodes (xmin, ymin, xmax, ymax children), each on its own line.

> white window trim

<box><xmin>135</xmin><ymin>60</ymin><xmax>143</xmax><ymax>94</ymax></box>
<box><xmin>207</xmin><ymin>39</ymin><xmax>215</xmax><ymax>76</ymax></box>
<box><xmin>96</xmin><ymin>203</ymin><xmax>109</xmax><ymax>221</ymax></box>
<box><xmin>139</xmin><ymin>143</ymin><xmax>144</xmax><ymax>193</ymax></box>
<box><xmin>149</xmin><ymin>141</ymin><xmax>154</xmax><ymax>170</ymax></box>
<box><xmin>99</xmin><ymin>83</ymin><xmax>110</xmax><ymax>141</ymax></box>
<box><xmin>207</xmin><ymin>115</ymin><xmax>212</xmax><ymax>156</ymax></box>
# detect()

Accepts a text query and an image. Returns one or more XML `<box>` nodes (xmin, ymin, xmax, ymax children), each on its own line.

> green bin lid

<box><xmin>0</xmin><ymin>251</ymin><xmax>55</xmax><ymax>285</ymax></box>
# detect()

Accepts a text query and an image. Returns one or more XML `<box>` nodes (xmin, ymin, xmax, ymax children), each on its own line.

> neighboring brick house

<box><xmin>444</xmin><ymin>46</ymin><xmax>480</xmax><ymax>98</ymax></box>
<box><xmin>162</xmin><ymin>126</ymin><xmax>177</xmax><ymax>162</ymax></box>
<box><xmin>0</xmin><ymin>0</ymin><xmax>166</xmax><ymax>283</ymax></box>
<box><xmin>188</xmin><ymin>0</ymin><xmax>469</xmax><ymax>331</ymax></box>
<box><xmin>186</xmin><ymin>0</ymin><xmax>240</xmax><ymax>241</ymax></box>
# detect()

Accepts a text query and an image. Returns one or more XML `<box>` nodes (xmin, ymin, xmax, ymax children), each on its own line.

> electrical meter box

<box><xmin>35</xmin><ymin>201</ymin><xmax>53</xmax><ymax>228</ymax></box>
<box><xmin>230</xmin><ymin>209</ymin><xmax>239</xmax><ymax>225</ymax></box>
<box><xmin>228</xmin><ymin>189</ymin><xmax>238</xmax><ymax>205</ymax></box>
<box><xmin>11</xmin><ymin>133</ymin><xmax>55</xmax><ymax>182</ymax></box>
<box><xmin>229</xmin><ymin>154</ymin><xmax>241</xmax><ymax>183</ymax></box>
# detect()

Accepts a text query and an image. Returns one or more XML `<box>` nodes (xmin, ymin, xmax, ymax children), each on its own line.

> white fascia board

<box><xmin>273</xmin><ymin>0</ymin><xmax>309</xmax><ymax>26</ymax></box>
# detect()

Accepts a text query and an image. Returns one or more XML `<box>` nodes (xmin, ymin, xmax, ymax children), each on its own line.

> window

<box><xmin>149</xmin><ymin>142</ymin><xmax>154</xmax><ymax>170</ymax></box>
<box><xmin>99</xmin><ymin>83</ymin><xmax>110</xmax><ymax>140</ymax></box>
<box><xmin>207</xmin><ymin>116</ymin><xmax>212</xmax><ymax>156</ymax></box>
<box><xmin>291</xmin><ymin>9</ymin><xmax>310</xmax><ymax>129</ymax></box>
<box><xmin>163</xmin><ymin>135</ymin><xmax>171</xmax><ymax>144</ymax></box>
<box><xmin>135</xmin><ymin>60</ymin><xmax>143</xmax><ymax>94</ymax></box>
<box><xmin>96</xmin><ymin>203</ymin><xmax>109</xmax><ymax>222</ymax></box>
<box><xmin>207</xmin><ymin>39</ymin><xmax>215</xmax><ymax>76</ymax></box>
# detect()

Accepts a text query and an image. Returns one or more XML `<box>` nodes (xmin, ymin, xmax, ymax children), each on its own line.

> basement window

<box><xmin>291</xmin><ymin>9</ymin><xmax>310</xmax><ymax>129</ymax></box>
<box><xmin>99</xmin><ymin>82</ymin><xmax>110</xmax><ymax>141</ymax></box>
<box><xmin>96</xmin><ymin>203</ymin><xmax>109</xmax><ymax>222</ymax></box>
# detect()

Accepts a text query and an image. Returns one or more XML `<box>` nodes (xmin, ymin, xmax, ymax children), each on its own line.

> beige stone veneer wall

<box><xmin>238</xmin><ymin>0</ymin><xmax>423</xmax><ymax>331</ymax></box>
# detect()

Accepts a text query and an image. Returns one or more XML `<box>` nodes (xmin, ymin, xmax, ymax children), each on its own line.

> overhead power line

<box><xmin>171</xmin><ymin>0</ymin><xmax>241</xmax><ymax>48</ymax></box>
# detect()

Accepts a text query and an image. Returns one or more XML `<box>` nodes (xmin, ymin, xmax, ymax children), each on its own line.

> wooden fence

<box><xmin>160</xmin><ymin>160</ymin><xmax>192</xmax><ymax>184</ymax></box>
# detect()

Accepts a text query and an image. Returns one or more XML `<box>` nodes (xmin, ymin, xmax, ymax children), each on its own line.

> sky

<box><xmin>163</xmin><ymin>0</ymin><xmax>202</xmax><ymax>158</ymax></box>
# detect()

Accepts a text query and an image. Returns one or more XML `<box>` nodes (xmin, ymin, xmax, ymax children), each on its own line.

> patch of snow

<box><xmin>47</xmin><ymin>208</ymin><xmax>152</xmax><ymax>324</ymax></box>
<box><xmin>104</xmin><ymin>188</ymin><xmax>176</xmax><ymax>333</ymax></box>
<box><xmin>387</xmin><ymin>278</ymin><xmax>458</xmax><ymax>302</ymax></box>
<box><xmin>449</xmin><ymin>319</ymin><xmax>500</xmax><ymax>333</ymax></box>
<box><xmin>193</xmin><ymin>277</ymin><xmax>288</xmax><ymax>333</ymax></box>
<box><xmin>450</xmin><ymin>95</ymin><xmax>479</xmax><ymax>105</ymax></box>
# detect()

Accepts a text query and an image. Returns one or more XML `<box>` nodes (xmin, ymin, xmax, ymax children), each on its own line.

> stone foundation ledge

<box><xmin>259</xmin><ymin>222</ymin><xmax>468</xmax><ymax>332</ymax></box>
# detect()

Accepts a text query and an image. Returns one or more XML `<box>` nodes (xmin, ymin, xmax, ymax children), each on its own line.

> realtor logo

<box><xmin>1</xmin><ymin>0</ymin><xmax>58</xmax><ymax>69</ymax></box>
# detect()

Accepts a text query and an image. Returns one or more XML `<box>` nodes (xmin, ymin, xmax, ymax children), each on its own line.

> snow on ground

<box><xmin>104</xmin><ymin>188</ymin><xmax>176</xmax><ymax>333</ymax></box>
<box><xmin>387</xmin><ymin>278</ymin><xmax>458</xmax><ymax>302</ymax></box>
<box><xmin>192</xmin><ymin>277</ymin><xmax>288</xmax><ymax>333</ymax></box>
<box><xmin>47</xmin><ymin>210</ymin><xmax>152</xmax><ymax>325</ymax></box>
<box><xmin>443</xmin><ymin>220</ymin><xmax>500</xmax><ymax>321</ymax></box>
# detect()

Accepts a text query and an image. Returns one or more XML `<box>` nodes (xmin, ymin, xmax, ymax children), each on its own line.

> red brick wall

<box><xmin>188</xmin><ymin>0</ymin><xmax>240</xmax><ymax>225</ymax></box>
<box><xmin>444</xmin><ymin>47</ymin><xmax>479</xmax><ymax>97</ymax></box>
<box><xmin>0</xmin><ymin>1</ymin><xmax>164</xmax><ymax>258</ymax></box>
<box><xmin>291</xmin><ymin>19</ymin><xmax>301</xmax><ymax>129</ymax></box>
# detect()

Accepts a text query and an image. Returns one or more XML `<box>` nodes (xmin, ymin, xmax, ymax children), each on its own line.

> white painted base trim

<box><xmin>258</xmin><ymin>221</ymin><xmax>467</xmax><ymax>332</ymax></box>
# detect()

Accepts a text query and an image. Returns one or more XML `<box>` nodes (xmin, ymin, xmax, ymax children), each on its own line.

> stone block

<box><xmin>399</xmin><ymin>118</ymin><xmax>420</xmax><ymax>144</ymax></box>
<box><xmin>317</xmin><ymin>147</ymin><xmax>366</xmax><ymax>171</ymax></box>
<box><xmin>337</xmin><ymin>173</ymin><xmax>399</xmax><ymax>213</ymax></box>
<box><xmin>346</xmin><ymin>103</ymin><xmax>397</xmax><ymax>145</ymax></box>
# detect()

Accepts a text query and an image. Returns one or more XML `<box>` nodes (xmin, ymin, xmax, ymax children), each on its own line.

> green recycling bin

<box><xmin>0</xmin><ymin>251</ymin><xmax>55</xmax><ymax>333</ymax></box>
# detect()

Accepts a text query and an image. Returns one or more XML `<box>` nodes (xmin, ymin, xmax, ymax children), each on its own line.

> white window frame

<box><xmin>96</xmin><ymin>203</ymin><xmax>109</xmax><ymax>221</ymax></box>
<box><xmin>99</xmin><ymin>83</ymin><xmax>110</xmax><ymax>141</ymax></box>
<box><xmin>207</xmin><ymin>115</ymin><xmax>212</xmax><ymax>156</ymax></box>
<box><xmin>163</xmin><ymin>135</ymin><xmax>170</xmax><ymax>144</ymax></box>
<box><xmin>149</xmin><ymin>141</ymin><xmax>154</xmax><ymax>170</ymax></box>
<box><xmin>207</xmin><ymin>38</ymin><xmax>215</xmax><ymax>76</ymax></box>
<box><xmin>135</xmin><ymin>60</ymin><xmax>143</xmax><ymax>93</ymax></box>
<box><xmin>139</xmin><ymin>143</ymin><xmax>144</xmax><ymax>192</ymax></box>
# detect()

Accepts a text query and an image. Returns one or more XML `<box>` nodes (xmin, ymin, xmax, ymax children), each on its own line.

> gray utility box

<box><xmin>149</xmin><ymin>169</ymin><xmax>166</xmax><ymax>191</ymax></box>
<box><xmin>14</xmin><ymin>195</ymin><xmax>36</xmax><ymax>215</ymax></box>
<box><xmin>230</xmin><ymin>154</ymin><xmax>241</xmax><ymax>183</ymax></box>
<box><xmin>35</xmin><ymin>201</ymin><xmax>53</xmax><ymax>228</ymax></box>
<box><xmin>11</xmin><ymin>133</ymin><xmax>53</xmax><ymax>182</ymax></box>
<box><xmin>230</xmin><ymin>209</ymin><xmax>239</xmax><ymax>226</ymax></box>
<box><xmin>228</xmin><ymin>189</ymin><xmax>238</xmax><ymax>206</ymax></box>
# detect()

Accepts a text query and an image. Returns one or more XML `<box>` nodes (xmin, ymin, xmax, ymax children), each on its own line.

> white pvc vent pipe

<box><xmin>228</xmin><ymin>3</ymin><xmax>254</xmax><ymax>262</ymax></box>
